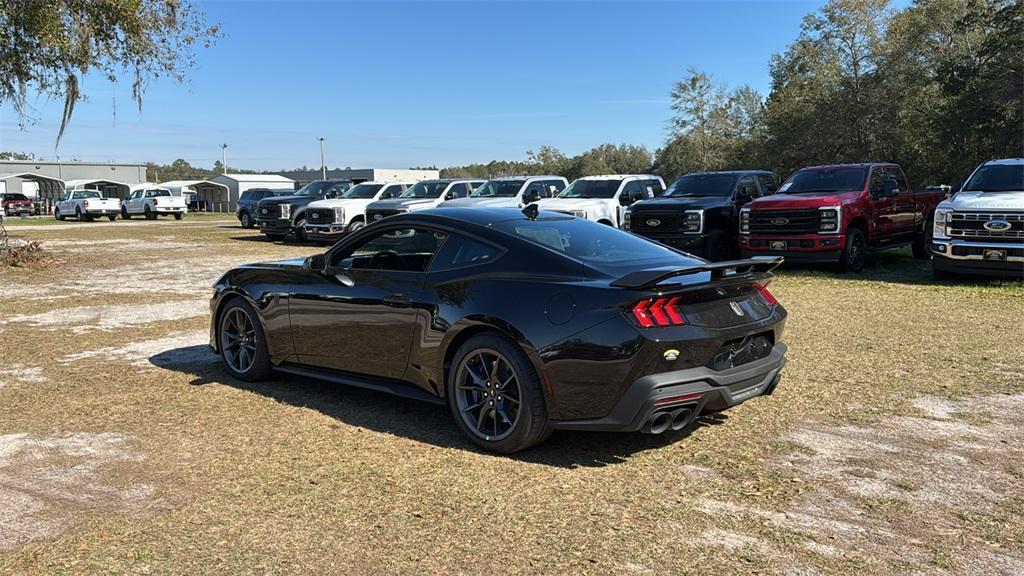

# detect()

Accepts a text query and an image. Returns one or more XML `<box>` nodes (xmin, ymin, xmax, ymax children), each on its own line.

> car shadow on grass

<box><xmin>227</xmin><ymin>235</ymin><xmax>323</xmax><ymax>247</ymax></box>
<box><xmin>150</xmin><ymin>345</ymin><xmax>728</xmax><ymax>468</ymax></box>
<box><xmin>776</xmin><ymin>248</ymin><xmax>1023</xmax><ymax>287</ymax></box>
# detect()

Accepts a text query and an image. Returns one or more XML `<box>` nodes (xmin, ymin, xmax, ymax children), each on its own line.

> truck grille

<box><xmin>748</xmin><ymin>209</ymin><xmax>821</xmax><ymax>234</ymax></box>
<box><xmin>306</xmin><ymin>209</ymin><xmax>336</xmax><ymax>225</ymax></box>
<box><xmin>629</xmin><ymin>212</ymin><xmax>686</xmax><ymax>232</ymax></box>
<box><xmin>948</xmin><ymin>213</ymin><xmax>1024</xmax><ymax>243</ymax></box>
<box><xmin>366</xmin><ymin>208</ymin><xmax>403</xmax><ymax>224</ymax></box>
<box><xmin>257</xmin><ymin>204</ymin><xmax>283</xmax><ymax>219</ymax></box>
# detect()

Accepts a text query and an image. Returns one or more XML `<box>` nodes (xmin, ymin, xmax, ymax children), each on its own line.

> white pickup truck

<box><xmin>54</xmin><ymin>189</ymin><xmax>122</xmax><ymax>222</ymax></box>
<box><xmin>931</xmin><ymin>158</ymin><xmax>1024</xmax><ymax>279</ymax></box>
<box><xmin>440</xmin><ymin>176</ymin><xmax>567</xmax><ymax>209</ymax></box>
<box><xmin>122</xmin><ymin>185</ymin><xmax>188</xmax><ymax>220</ymax></box>
<box><xmin>535</xmin><ymin>175</ymin><xmax>666</xmax><ymax>228</ymax></box>
<box><xmin>303</xmin><ymin>181</ymin><xmax>412</xmax><ymax>242</ymax></box>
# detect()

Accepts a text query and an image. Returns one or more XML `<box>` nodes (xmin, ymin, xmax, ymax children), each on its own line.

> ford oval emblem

<box><xmin>983</xmin><ymin>219</ymin><xmax>1012</xmax><ymax>232</ymax></box>
<box><xmin>311</xmin><ymin>212</ymin><xmax>319</xmax><ymax>218</ymax></box>
<box><xmin>373</xmin><ymin>214</ymin><xmax>383</xmax><ymax>220</ymax></box>
<box><xmin>646</xmin><ymin>219</ymin><xmax>661</xmax><ymax>227</ymax></box>
<box><xmin>771</xmin><ymin>217</ymin><xmax>789</xmax><ymax>226</ymax></box>
<box><xmin>260</xmin><ymin>208</ymin><xmax>268</xmax><ymax>214</ymax></box>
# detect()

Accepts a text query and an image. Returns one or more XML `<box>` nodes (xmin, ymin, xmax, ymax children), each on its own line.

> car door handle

<box><xmin>383</xmin><ymin>294</ymin><xmax>411</xmax><ymax>307</ymax></box>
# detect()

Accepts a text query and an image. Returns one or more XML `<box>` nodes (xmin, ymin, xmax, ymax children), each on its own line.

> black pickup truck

<box><xmin>255</xmin><ymin>179</ymin><xmax>352</xmax><ymax>241</ymax></box>
<box><xmin>624</xmin><ymin>170</ymin><xmax>776</xmax><ymax>261</ymax></box>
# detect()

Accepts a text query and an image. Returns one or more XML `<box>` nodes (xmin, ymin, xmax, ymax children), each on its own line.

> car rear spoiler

<box><xmin>610</xmin><ymin>256</ymin><xmax>784</xmax><ymax>290</ymax></box>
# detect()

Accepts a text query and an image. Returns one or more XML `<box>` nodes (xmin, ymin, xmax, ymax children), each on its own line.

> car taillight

<box><xmin>754</xmin><ymin>282</ymin><xmax>777</xmax><ymax>306</ymax></box>
<box><xmin>631</xmin><ymin>296</ymin><xmax>685</xmax><ymax>328</ymax></box>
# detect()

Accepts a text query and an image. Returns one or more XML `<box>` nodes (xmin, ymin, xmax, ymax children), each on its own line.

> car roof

<box><xmin>388</xmin><ymin>207</ymin><xmax>572</xmax><ymax>228</ymax></box>
<box><xmin>681</xmin><ymin>170</ymin><xmax>772</xmax><ymax>176</ymax></box>
<box><xmin>419</xmin><ymin>178</ymin><xmax>485</xmax><ymax>184</ymax></box>
<box><xmin>485</xmin><ymin>175</ymin><xmax>565</xmax><ymax>181</ymax></box>
<box><xmin>800</xmin><ymin>163</ymin><xmax>897</xmax><ymax>170</ymax></box>
<box><xmin>983</xmin><ymin>158</ymin><xmax>1024</xmax><ymax>166</ymax></box>
<box><xmin>354</xmin><ymin>181</ymin><xmax>414</xmax><ymax>185</ymax></box>
<box><xmin>575</xmin><ymin>174</ymin><xmax>661</xmax><ymax>180</ymax></box>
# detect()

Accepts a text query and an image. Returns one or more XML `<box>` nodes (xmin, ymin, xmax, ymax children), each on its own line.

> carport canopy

<box><xmin>159</xmin><ymin>180</ymin><xmax>231</xmax><ymax>210</ymax></box>
<box><xmin>64</xmin><ymin>179</ymin><xmax>131</xmax><ymax>200</ymax></box>
<box><xmin>0</xmin><ymin>172</ymin><xmax>65</xmax><ymax>202</ymax></box>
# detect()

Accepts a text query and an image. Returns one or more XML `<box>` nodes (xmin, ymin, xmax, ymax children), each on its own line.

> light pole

<box><xmin>319</xmin><ymin>137</ymin><xmax>326</xmax><ymax>181</ymax></box>
<box><xmin>221</xmin><ymin>144</ymin><xmax>228</xmax><ymax>174</ymax></box>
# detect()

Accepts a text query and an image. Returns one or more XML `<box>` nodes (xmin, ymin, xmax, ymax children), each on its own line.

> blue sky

<box><xmin>2</xmin><ymin>1</ymin><xmax>829</xmax><ymax>171</ymax></box>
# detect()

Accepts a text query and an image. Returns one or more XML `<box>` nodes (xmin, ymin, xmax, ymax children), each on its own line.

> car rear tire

<box><xmin>107</xmin><ymin>214</ymin><xmax>117</xmax><ymax>221</ymax></box>
<box><xmin>75</xmin><ymin>207</ymin><xmax>84</xmax><ymax>222</ymax></box>
<box><xmin>122</xmin><ymin>207</ymin><xmax>131</xmax><ymax>220</ymax></box>
<box><xmin>447</xmin><ymin>333</ymin><xmax>552</xmax><ymax>453</ymax></box>
<box><xmin>217</xmin><ymin>298</ymin><xmax>273</xmax><ymax>382</ymax></box>
<box><xmin>912</xmin><ymin>221</ymin><xmax>931</xmax><ymax>260</ymax></box>
<box><xmin>703</xmin><ymin>229</ymin><xmax>727</xmax><ymax>262</ymax></box>
<box><xmin>145</xmin><ymin>206</ymin><xmax>155</xmax><ymax>220</ymax></box>
<box><xmin>293</xmin><ymin>218</ymin><xmax>307</xmax><ymax>242</ymax></box>
<box><xmin>173</xmin><ymin>213</ymin><xmax>183</xmax><ymax>220</ymax></box>
<box><xmin>239</xmin><ymin>211</ymin><xmax>253</xmax><ymax>228</ymax></box>
<box><xmin>837</xmin><ymin>227</ymin><xmax>866</xmax><ymax>273</ymax></box>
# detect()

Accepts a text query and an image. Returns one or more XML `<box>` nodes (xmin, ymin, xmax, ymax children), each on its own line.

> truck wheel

<box><xmin>173</xmin><ymin>213</ymin><xmax>183</xmax><ymax>220</ymax></box>
<box><xmin>346</xmin><ymin>218</ymin><xmax>366</xmax><ymax>233</ymax></box>
<box><xmin>121</xmin><ymin>207</ymin><xmax>131</xmax><ymax>220</ymax></box>
<box><xmin>145</xmin><ymin>206</ymin><xmax>155</xmax><ymax>220</ymax></box>
<box><xmin>107</xmin><ymin>214</ymin><xmax>117</xmax><ymax>221</ymax></box>
<box><xmin>837</xmin><ymin>228</ymin><xmax>866</xmax><ymax>273</ymax></box>
<box><xmin>447</xmin><ymin>332</ymin><xmax>552</xmax><ymax>453</ymax></box>
<box><xmin>217</xmin><ymin>298</ymin><xmax>273</xmax><ymax>382</ymax></box>
<box><xmin>239</xmin><ymin>212</ymin><xmax>252</xmax><ymax>228</ymax></box>
<box><xmin>912</xmin><ymin>222</ymin><xmax>931</xmax><ymax>260</ymax></box>
<box><xmin>75</xmin><ymin>208</ymin><xmax>85</xmax><ymax>222</ymax></box>
<box><xmin>54</xmin><ymin>208</ymin><xmax>64</xmax><ymax>221</ymax></box>
<box><xmin>293</xmin><ymin>218</ymin><xmax>308</xmax><ymax>242</ymax></box>
<box><xmin>702</xmin><ymin>230</ymin><xmax>727</xmax><ymax>262</ymax></box>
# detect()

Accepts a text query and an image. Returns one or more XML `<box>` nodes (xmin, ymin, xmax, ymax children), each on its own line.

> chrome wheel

<box><xmin>454</xmin><ymin>349</ymin><xmax>523</xmax><ymax>441</ymax></box>
<box><xmin>220</xmin><ymin>307</ymin><xmax>258</xmax><ymax>374</ymax></box>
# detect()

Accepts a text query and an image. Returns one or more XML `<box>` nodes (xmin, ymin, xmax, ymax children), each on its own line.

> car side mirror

<box><xmin>618</xmin><ymin>195</ymin><xmax>633</xmax><ymax>206</ymax></box>
<box><xmin>445</xmin><ymin>191</ymin><xmax>456</xmax><ymax>200</ymax></box>
<box><xmin>304</xmin><ymin>253</ymin><xmax>328</xmax><ymax>273</ymax></box>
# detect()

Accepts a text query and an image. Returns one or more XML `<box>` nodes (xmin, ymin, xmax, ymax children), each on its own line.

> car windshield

<box><xmin>963</xmin><ymin>164</ymin><xmax>1024</xmax><ymax>192</ymax></box>
<box><xmin>343</xmin><ymin>184</ymin><xmax>384</xmax><ymax>199</ymax></box>
<box><xmin>73</xmin><ymin>190</ymin><xmax>102</xmax><ymax>199</ymax></box>
<box><xmin>666</xmin><ymin>174</ymin><xmax>738</xmax><ymax>197</ymax></box>
<box><xmin>471</xmin><ymin>180</ymin><xmax>526</xmax><ymax>197</ymax></box>
<box><xmin>779</xmin><ymin>167</ymin><xmax>867</xmax><ymax>193</ymax></box>
<box><xmin>493</xmin><ymin>217</ymin><xmax>693</xmax><ymax>272</ymax></box>
<box><xmin>558</xmin><ymin>179</ymin><xmax>622</xmax><ymax>199</ymax></box>
<box><xmin>146</xmin><ymin>190</ymin><xmax>171</xmax><ymax>197</ymax></box>
<box><xmin>3</xmin><ymin>193</ymin><xmax>28</xmax><ymax>201</ymax></box>
<box><xmin>401</xmin><ymin>181</ymin><xmax>449</xmax><ymax>198</ymax></box>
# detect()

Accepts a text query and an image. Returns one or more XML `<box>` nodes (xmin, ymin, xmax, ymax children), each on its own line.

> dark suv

<box><xmin>255</xmin><ymin>180</ymin><xmax>352</xmax><ymax>241</ymax></box>
<box><xmin>236</xmin><ymin>188</ymin><xmax>293</xmax><ymax>228</ymax></box>
<box><xmin>625</xmin><ymin>170</ymin><xmax>776</xmax><ymax>261</ymax></box>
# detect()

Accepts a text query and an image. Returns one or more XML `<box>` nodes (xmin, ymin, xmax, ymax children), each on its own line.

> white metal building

<box><xmin>208</xmin><ymin>174</ymin><xmax>296</xmax><ymax>212</ymax></box>
<box><xmin>0</xmin><ymin>172</ymin><xmax>66</xmax><ymax>202</ymax></box>
<box><xmin>159</xmin><ymin>180</ymin><xmax>232</xmax><ymax>212</ymax></box>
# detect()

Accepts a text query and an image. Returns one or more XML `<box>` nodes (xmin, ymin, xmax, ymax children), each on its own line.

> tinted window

<box><xmin>544</xmin><ymin>180</ymin><xmax>566</xmax><ymax>197</ymax></box>
<box><xmin>333</xmin><ymin>227</ymin><xmax>447</xmax><ymax>272</ymax></box>
<box><xmin>379</xmin><ymin>184</ymin><xmax>403</xmax><ymax>199</ymax></box>
<box><xmin>666</xmin><ymin>174</ymin><xmax>738</xmax><ymax>197</ymax></box>
<box><xmin>3</xmin><ymin>193</ymin><xmax>29</xmax><ymax>201</ymax></box>
<box><xmin>780</xmin><ymin>167</ymin><xmax>868</xmax><ymax>194</ymax></box>
<box><xmin>342</xmin><ymin>184</ymin><xmax>384</xmax><ymax>199</ymax></box>
<box><xmin>884</xmin><ymin>167</ymin><xmax>908</xmax><ymax>192</ymax></box>
<box><xmin>963</xmin><ymin>164</ymin><xmax>1024</xmax><ymax>192</ymax></box>
<box><xmin>622</xmin><ymin>180</ymin><xmax>645</xmax><ymax>203</ymax></box>
<box><xmin>645</xmin><ymin>179</ymin><xmax>664</xmax><ymax>196</ymax></box>
<box><xmin>493</xmin><ymin>217</ymin><xmax>684</xmax><ymax>268</ymax></box>
<box><xmin>737</xmin><ymin>176</ymin><xmax>756</xmax><ymax>197</ymax></box>
<box><xmin>448</xmin><ymin>183</ymin><xmax>470</xmax><ymax>198</ymax></box>
<box><xmin>559</xmin><ymin>179</ymin><xmax>622</xmax><ymax>199</ymax></box>
<box><xmin>145</xmin><ymin>189</ymin><xmax>171</xmax><ymax>197</ymax></box>
<box><xmin>72</xmin><ymin>190</ymin><xmax>102</xmax><ymax>199</ymax></box>
<box><xmin>430</xmin><ymin>234</ymin><xmax>501</xmax><ymax>270</ymax></box>
<box><xmin>757</xmin><ymin>174</ymin><xmax>777</xmax><ymax>194</ymax></box>
<box><xmin>401</xmin><ymin>181</ymin><xmax>449</xmax><ymax>198</ymax></box>
<box><xmin>472</xmin><ymin>180</ymin><xmax>526</xmax><ymax>197</ymax></box>
<box><xmin>869</xmin><ymin>168</ymin><xmax>886</xmax><ymax>195</ymax></box>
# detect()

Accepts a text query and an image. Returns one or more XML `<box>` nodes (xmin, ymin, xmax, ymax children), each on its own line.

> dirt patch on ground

<box><xmin>0</xmin><ymin>432</ymin><xmax>156</xmax><ymax>552</ymax></box>
<box><xmin>0</xmin><ymin>366</ymin><xmax>47</xmax><ymax>390</ymax></box>
<box><xmin>0</xmin><ymin>300</ymin><xmax>207</xmax><ymax>333</ymax></box>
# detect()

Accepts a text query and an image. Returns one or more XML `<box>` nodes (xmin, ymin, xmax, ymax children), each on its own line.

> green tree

<box><xmin>0</xmin><ymin>0</ymin><xmax>221</xmax><ymax>146</ymax></box>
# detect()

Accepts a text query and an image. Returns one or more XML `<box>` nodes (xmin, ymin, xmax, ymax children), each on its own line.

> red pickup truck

<box><xmin>739</xmin><ymin>163</ymin><xmax>945</xmax><ymax>272</ymax></box>
<box><xmin>2</xmin><ymin>193</ymin><xmax>35</xmax><ymax>217</ymax></box>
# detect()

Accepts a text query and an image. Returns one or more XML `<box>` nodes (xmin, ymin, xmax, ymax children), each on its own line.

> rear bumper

<box><xmin>154</xmin><ymin>207</ymin><xmax>187</xmax><ymax>214</ymax></box>
<box><xmin>550</xmin><ymin>343</ymin><xmax>787</xmax><ymax>432</ymax></box>
<box><xmin>85</xmin><ymin>208</ymin><xmax>119</xmax><ymax>215</ymax></box>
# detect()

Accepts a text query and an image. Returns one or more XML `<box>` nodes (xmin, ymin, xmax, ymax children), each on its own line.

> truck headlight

<box><xmin>818</xmin><ymin>206</ymin><xmax>841</xmax><ymax>233</ymax></box>
<box><xmin>683</xmin><ymin>210</ymin><xmax>703</xmax><ymax>234</ymax></box>
<box><xmin>334</xmin><ymin>207</ymin><xmax>346</xmax><ymax>223</ymax></box>
<box><xmin>570</xmin><ymin>209</ymin><xmax>587</xmax><ymax>219</ymax></box>
<box><xmin>740</xmin><ymin>208</ymin><xmax>750</xmax><ymax>234</ymax></box>
<box><xmin>623</xmin><ymin>209</ymin><xmax>632</xmax><ymax>229</ymax></box>
<box><xmin>280</xmin><ymin>204</ymin><xmax>291</xmax><ymax>219</ymax></box>
<box><xmin>933</xmin><ymin>208</ymin><xmax>952</xmax><ymax>240</ymax></box>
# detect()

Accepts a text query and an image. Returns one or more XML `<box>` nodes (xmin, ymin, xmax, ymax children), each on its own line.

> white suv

<box><xmin>535</xmin><ymin>175</ymin><xmax>665</xmax><ymax>227</ymax></box>
<box><xmin>303</xmin><ymin>181</ymin><xmax>411</xmax><ymax>242</ymax></box>
<box><xmin>364</xmin><ymin>179</ymin><xmax>484</xmax><ymax>225</ymax></box>
<box><xmin>931</xmin><ymin>158</ymin><xmax>1024</xmax><ymax>279</ymax></box>
<box><xmin>440</xmin><ymin>176</ymin><xmax>567</xmax><ymax>209</ymax></box>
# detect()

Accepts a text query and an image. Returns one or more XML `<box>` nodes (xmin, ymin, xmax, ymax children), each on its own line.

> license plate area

<box><xmin>770</xmin><ymin>240</ymin><xmax>787</xmax><ymax>251</ymax></box>
<box><xmin>983</xmin><ymin>249</ymin><xmax>1007</xmax><ymax>261</ymax></box>
<box><xmin>708</xmin><ymin>332</ymin><xmax>775</xmax><ymax>371</ymax></box>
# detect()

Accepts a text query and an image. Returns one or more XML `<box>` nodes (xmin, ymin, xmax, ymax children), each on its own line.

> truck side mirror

<box><xmin>618</xmin><ymin>194</ymin><xmax>632</xmax><ymax>206</ymax></box>
<box><xmin>304</xmin><ymin>253</ymin><xmax>328</xmax><ymax>273</ymax></box>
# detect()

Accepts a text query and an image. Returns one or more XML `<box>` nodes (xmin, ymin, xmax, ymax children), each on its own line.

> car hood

<box><xmin>747</xmin><ymin>191</ymin><xmax>861</xmax><ymax>209</ymax></box>
<box><xmin>368</xmin><ymin>197</ymin><xmax>440</xmax><ymax>211</ymax></box>
<box><xmin>259</xmin><ymin>195</ymin><xmax>315</xmax><ymax>206</ymax></box>
<box><xmin>238</xmin><ymin>257</ymin><xmax>306</xmax><ymax>270</ymax></box>
<box><xmin>306</xmin><ymin>198</ymin><xmax>371</xmax><ymax>209</ymax></box>
<box><xmin>629</xmin><ymin>196</ymin><xmax>730</xmax><ymax>212</ymax></box>
<box><xmin>535</xmin><ymin>198</ymin><xmax>609</xmax><ymax>212</ymax></box>
<box><xmin>943</xmin><ymin>190</ymin><xmax>1024</xmax><ymax>211</ymax></box>
<box><xmin>441</xmin><ymin>196</ymin><xmax>521</xmax><ymax>208</ymax></box>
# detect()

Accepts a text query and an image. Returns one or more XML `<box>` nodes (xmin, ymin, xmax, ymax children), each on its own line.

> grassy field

<box><xmin>1</xmin><ymin>220</ymin><xmax>1022</xmax><ymax>575</ymax></box>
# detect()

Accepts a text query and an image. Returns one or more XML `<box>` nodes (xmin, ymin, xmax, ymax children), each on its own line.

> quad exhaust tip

<box><xmin>643</xmin><ymin>406</ymin><xmax>695</xmax><ymax>435</ymax></box>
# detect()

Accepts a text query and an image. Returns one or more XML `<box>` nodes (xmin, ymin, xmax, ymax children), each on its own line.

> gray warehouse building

<box><xmin>0</xmin><ymin>160</ymin><xmax>147</xmax><ymax>201</ymax></box>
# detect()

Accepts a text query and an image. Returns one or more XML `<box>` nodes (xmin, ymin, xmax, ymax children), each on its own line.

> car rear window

<box><xmin>492</xmin><ymin>217</ymin><xmax>693</xmax><ymax>269</ymax></box>
<box><xmin>3</xmin><ymin>193</ymin><xmax>29</xmax><ymax>201</ymax></box>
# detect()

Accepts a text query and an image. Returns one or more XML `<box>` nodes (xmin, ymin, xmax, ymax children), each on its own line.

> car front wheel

<box><xmin>218</xmin><ymin>299</ymin><xmax>272</xmax><ymax>381</ymax></box>
<box><xmin>837</xmin><ymin>227</ymin><xmax>866</xmax><ymax>273</ymax></box>
<box><xmin>447</xmin><ymin>333</ymin><xmax>552</xmax><ymax>453</ymax></box>
<box><xmin>346</xmin><ymin>218</ymin><xmax>365</xmax><ymax>233</ymax></box>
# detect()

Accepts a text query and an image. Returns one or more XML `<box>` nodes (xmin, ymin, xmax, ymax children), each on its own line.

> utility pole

<box><xmin>319</xmin><ymin>137</ymin><xmax>326</xmax><ymax>181</ymax></box>
<box><xmin>221</xmin><ymin>144</ymin><xmax>228</xmax><ymax>174</ymax></box>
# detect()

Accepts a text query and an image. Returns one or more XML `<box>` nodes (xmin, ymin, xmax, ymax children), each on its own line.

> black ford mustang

<box><xmin>210</xmin><ymin>207</ymin><xmax>787</xmax><ymax>453</ymax></box>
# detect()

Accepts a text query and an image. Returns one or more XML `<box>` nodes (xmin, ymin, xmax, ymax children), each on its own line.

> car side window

<box><xmin>525</xmin><ymin>182</ymin><xmax>545</xmax><ymax>199</ymax></box>
<box><xmin>448</xmin><ymin>183</ymin><xmax>469</xmax><ymax>198</ymax></box>
<box><xmin>332</xmin><ymin>227</ymin><xmax>448</xmax><ymax>272</ymax></box>
<box><xmin>621</xmin><ymin>180</ymin><xmax>644</xmax><ymax>203</ymax></box>
<box><xmin>737</xmin><ymin>176</ymin><xmax>757</xmax><ymax>198</ymax></box>
<box><xmin>888</xmin><ymin>168</ymin><xmax>908</xmax><ymax>192</ymax></box>
<box><xmin>869</xmin><ymin>168</ymin><xmax>886</xmax><ymax>195</ymax></box>
<box><xmin>757</xmin><ymin>174</ymin><xmax>777</xmax><ymax>195</ymax></box>
<box><xmin>545</xmin><ymin>180</ymin><xmax>566</xmax><ymax>197</ymax></box>
<box><xmin>430</xmin><ymin>234</ymin><xmax>502</xmax><ymax>271</ymax></box>
<box><xmin>645</xmin><ymin>179</ymin><xmax>664</xmax><ymax>197</ymax></box>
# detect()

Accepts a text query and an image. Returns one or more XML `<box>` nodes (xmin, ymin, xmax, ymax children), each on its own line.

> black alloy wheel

<box><xmin>455</xmin><ymin>348</ymin><xmax>524</xmax><ymax>442</ymax></box>
<box><xmin>293</xmin><ymin>218</ymin><xmax>308</xmax><ymax>242</ymax></box>
<box><xmin>838</xmin><ymin>227</ymin><xmax>866</xmax><ymax>273</ymax></box>
<box><xmin>218</xmin><ymin>300</ymin><xmax>272</xmax><ymax>381</ymax></box>
<box><xmin>240</xmin><ymin>211</ymin><xmax>252</xmax><ymax>228</ymax></box>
